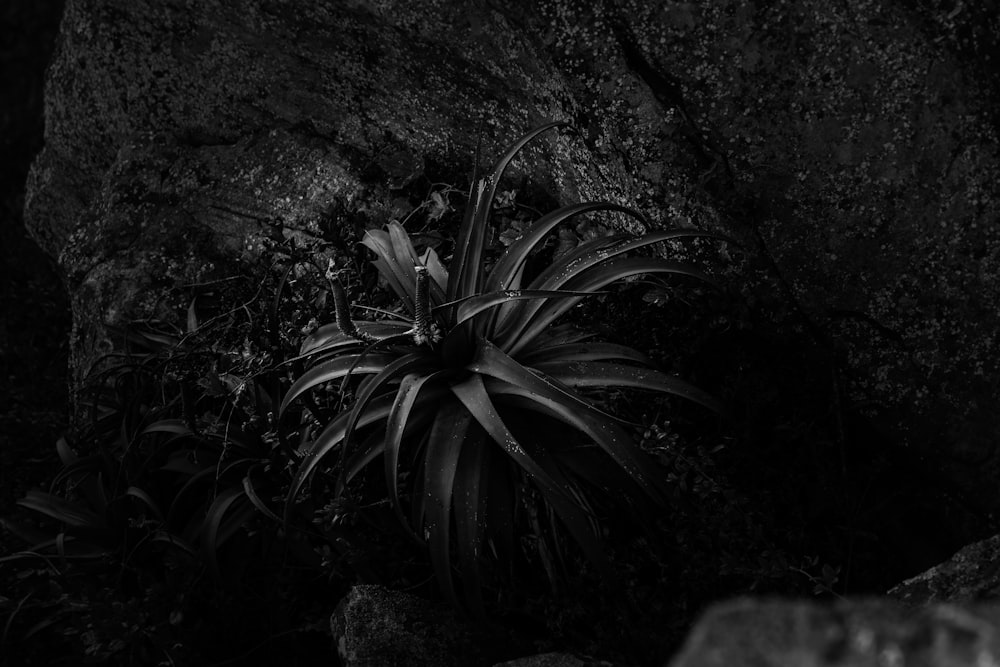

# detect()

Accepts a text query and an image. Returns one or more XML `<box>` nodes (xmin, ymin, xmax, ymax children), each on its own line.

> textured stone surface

<box><xmin>23</xmin><ymin>0</ymin><xmax>1000</xmax><ymax>521</ymax></box>
<box><xmin>669</xmin><ymin>598</ymin><xmax>1000</xmax><ymax>667</ymax></box>
<box><xmin>493</xmin><ymin>652</ymin><xmax>590</xmax><ymax>667</ymax></box>
<box><xmin>890</xmin><ymin>534</ymin><xmax>1000</xmax><ymax>606</ymax></box>
<box><xmin>331</xmin><ymin>584</ymin><xmax>526</xmax><ymax>667</ymax></box>
<box><xmin>539</xmin><ymin>0</ymin><xmax>1000</xmax><ymax>517</ymax></box>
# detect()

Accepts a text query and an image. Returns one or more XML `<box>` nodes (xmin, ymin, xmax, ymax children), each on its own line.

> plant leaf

<box><xmin>420</xmin><ymin>246</ymin><xmax>449</xmax><ymax>294</ymax></box>
<box><xmin>469</xmin><ymin>339</ymin><xmax>622</xmax><ymax>425</ymax></box>
<box><xmin>506</xmin><ymin>257</ymin><xmax>719</xmax><ymax>355</ymax></box>
<box><xmin>286</xmin><ymin>387</ymin><xmax>440</xmax><ymax>523</ymax></box>
<box><xmin>487</xmin><ymin>381</ymin><xmax>666</xmax><ymax>506</ymax></box>
<box><xmin>422</xmin><ymin>400</ymin><xmax>473</xmax><ymax>610</ymax></box>
<box><xmin>451</xmin><ymin>289</ymin><xmax>602</xmax><ymax>329</ymax></box>
<box><xmin>520</xmin><ymin>342</ymin><xmax>652</xmax><ymax>366</ymax></box>
<box><xmin>387</xmin><ymin>222</ymin><xmax>448</xmax><ymax>307</ymax></box>
<box><xmin>486</xmin><ymin>202</ymin><xmax>646</xmax><ymax>293</ymax></box>
<box><xmin>449</xmin><ymin>373</ymin><xmax>569</xmax><ymax>504</ymax></box>
<box><xmin>450</xmin><ymin>373</ymin><xmax>611</xmax><ymax>581</ymax></box>
<box><xmin>452</xmin><ymin>427</ymin><xmax>489</xmax><ymax>619</ymax></box>
<box><xmin>527</xmin><ymin>229</ymin><xmax>728</xmax><ymax>294</ymax></box>
<box><xmin>342</xmin><ymin>352</ymin><xmax>435</xmax><ymax>475</ymax></box>
<box><xmin>469</xmin><ymin>342</ymin><xmax>666</xmax><ymax>503</ymax></box>
<box><xmin>17</xmin><ymin>491</ymin><xmax>108</xmax><ymax>532</ymax></box>
<box><xmin>279</xmin><ymin>353</ymin><xmax>397</xmax><ymax>415</ymax></box>
<box><xmin>201</xmin><ymin>487</ymin><xmax>247</xmax><ymax>581</ymax></box>
<box><xmin>361</xmin><ymin>228</ymin><xmax>417</xmax><ymax>312</ymax></box>
<box><xmin>531</xmin><ymin>361</ymin><xmax>724</xmax><ymax>413</ymax></box>
<box><xmin>384</xmin><ymin>371</ymin><xmax>450</xmax><ymax>539</ymax></box>
<box><xmin>125</xmin><ymin>486</ymin><xmax>166</xmax><ymax>523</ymax></box>
<box><xmin>448</xmin><ymin>121</ymin><xmax>568</xmax><ymax>304</ymax></box>
<box><xmin>241</xmin><ymin>472</ymin><xmax>281</xmax><ymax>523</ymax></box>
<box><xmin>300</xmin><ymin>321</ymin><xmax>412</xmax><ymax>356</ymax></box>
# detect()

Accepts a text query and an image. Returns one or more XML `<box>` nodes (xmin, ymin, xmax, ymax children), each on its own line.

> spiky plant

<box><xmin>281</xmin><ymin>121</ymin><xmax>728</xmax><ymax>614</ymax></box>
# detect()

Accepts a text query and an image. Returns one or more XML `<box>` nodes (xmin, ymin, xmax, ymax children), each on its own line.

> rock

<box><xmin>331</xmin><ymin>584</ymin><xmax>527</xmax><ymax>667</ymax></box>
<box><xmin>493</xmin><ymin>652</ymin><xmax>620</xmax><ymax>667</ymax></box>
<box><xmin>890</xmin><ymin>534</ymin><xmax>1000</xmax><ymax>605</ymax></box>
<box><xmin>492</xmin><ymin>652</ymin><xmax>588</xmax><ymax>667</ymax></box>
<box><xmin>668</xmin><ymin>597</ymin><xmax>1000</xmax><ymax>667</ymax></box>
<box><xmin>26</xmin><ymin>0</ymin><xmax>670</xmax><ymax>405</ymax></box>
<box><xmin>27</xmin><ymin>0</ymin><xmax>1000</xmax><ymax>517</ymax></box>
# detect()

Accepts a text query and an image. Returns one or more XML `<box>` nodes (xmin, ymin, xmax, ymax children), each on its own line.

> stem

<box><xmin>330</xmin><ymin>277</ymin><xmax>376</xmax><ymax>343</ymax></box>
<box><xmin>411</xmin><ymin>266</ymin><xmax>439</xmax><ymax>345</ymax></box>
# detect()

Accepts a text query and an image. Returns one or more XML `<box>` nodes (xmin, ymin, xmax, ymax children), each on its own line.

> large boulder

<box><xmin>668</xmin><ymin>597</ymin><xmax>1000</xmax><ymax>667</ymax></box>
<box><xmin>25</xmin><ymin>0</ymin><xmax>1000</xmax><ymax>520</ymax></box>
<box><xmin>331</xmin><ymin>584</ymin><xmax>528</xmax><ymax>667</ymax></box>
<box><xmin>890</xmin><ymin>534</ymin><xmax>1000</xmax><ymax>606</ymax></box>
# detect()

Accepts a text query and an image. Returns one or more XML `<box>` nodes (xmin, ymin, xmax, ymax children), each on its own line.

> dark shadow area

<box><xmin>0</xmin><ymin>1</ymin><xmax>69</xmax><ymax>509</ymax></box>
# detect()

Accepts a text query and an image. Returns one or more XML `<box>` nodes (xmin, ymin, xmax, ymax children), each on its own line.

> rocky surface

<box><xmin>332</xmin><ymin>584</ymin><xmax>529</xmax><ymax>667</ymax></box>
<box><xmin>669</xmin><ymin>597</ymin><xmax>1000</xmax><ymax>667</ymax></box>
<box><xmin>334</xmin><ymin>582</ymin><xmax>1000</xmax><ymax>667</ymax></box>
<box><xmin>890</xmin><ymin>534</ymin><xmax>1000</xmax><ymax>606</ymax></box>
<box><xmin>17</xmin><ymin>0</ymin><xmax>1000</xmax><ymax>662</ymax></box>
<box><xmin>26</xmin><ymin>0</ymin><xmax>1000</xmax><ymax>515</ymax></box>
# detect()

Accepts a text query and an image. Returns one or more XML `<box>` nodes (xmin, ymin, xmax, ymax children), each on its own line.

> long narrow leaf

<box><xmin>201</xmin><ymin>487</ymin><xmax>246</xmax><ymax>581</ymax></box>
<box><xmin>384</xmin><ymin>371</ymin><xmax>450</xmax><ymax>538</ymax></box>
<box><xmin>447</xmin><ymin>178</ymin><xmax>488</xmax><ymax>302</ymax></box>
<box><xmin>452</xmin><ymin>428</ymin><xmax>489</xmax><ymax>619</ymax></box>
<box><xmin>531</xmin><ymin>361</ymin><xmax>724</xmax><ymax>413</ymax></box>
<box><xmin>450</xmin><ymin>374</ymin><xmax>610</xmax><ymax>576</ymax></box>
<box><xmin>279</xmin><ymin>353</ymin><xmax>396</xmax><ymax>415</ymax></box>
<box><xmin>423</xmin><ymin>400</ymin><xmax>473</xmax><ymax>610</ymax></box>
<box><xmin>469</xmin><ymin>342</ymin><xmax>666</xmax><ymax>503</ymax></box>
<box><xmin>420</xmin><ymin>246</ymin><xmax>449</xmax><ymax>295</ymax></box>
<box><xmin>337</xmin><ymin>385</ymin><xmax>449</xmax><ymax>491</ymax></box>
<box><xmin>520</xmin><ymin>342</ymin><xmax>652</xmax><ymax>366</ymax></box>
<box><xmin>486</xmin><ymin>381</ymin><xmax>667</xmax><ymax>506</ymax></box>
<box><xmin>506</xmin><ymin>257</ymin><xmax>718</xmax><ymax>355</ymax></box>
<box><xmin>486</xmin><ymin>203</ymin><xmax>646</xmax><ymax>293</ymax></box>
<box><xmin>387</xmin><ymin>222</ymin><xmax>448</xmax><ymax>307</ymax></box>
<box><xmin>284</xmin><ymin>395</ymin><xmax>396</xmax><ymax>522</ymax></box>
<box><xmin>125</xmin><ymin>486</ymin><xmax>166</xmax><ymax>523</ymax></box>
<box><xmin>342</xmin><ymin>352</ymin><xmax>434</xmax><ymax>473</ymax></box>
<box><xmin>527</xmin><ymin>229</ymin><xmax>728</xmax><ymax>294</ymax></box>
<box><xmin>448</xmin><ymin>121</ymin><xmax>568</xmax><ymax>303</ymax></box>
<box><xmin>452</xmin><ymin>289</ymin><xmax>602</xmax><ymax>329</ymax></box>
<box><xmin>361</xmin><ymin>228</ymin><xmax>417</xmax><ymax>312</ymax></box>
<box><xmin>55</xmin><ymin>437</ymin><xmax>77</xmax><ymax>466</ymax></box>
<box><xmin>449</xmin><ymin>374</ymin><xmax>570</xmax><ymax>505</ymax></box>
<box><xmin>469</xmin><ymin>340</ymin><xmax>623</xmax><ymax>425</ymax></box>
<box><xmin>17</xmin><ymin>491</ymin><xmax>108</xmax><ymax>532</ymax></box>
<box><xmin>300</xmin><ymin>321</ymin><xmax>413</xmax><ymax>355</ymax></box>
<box><xmin>242</xmin><ymin>472</ymin><xmax>282</xmax><ymax>523</ymax></box>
